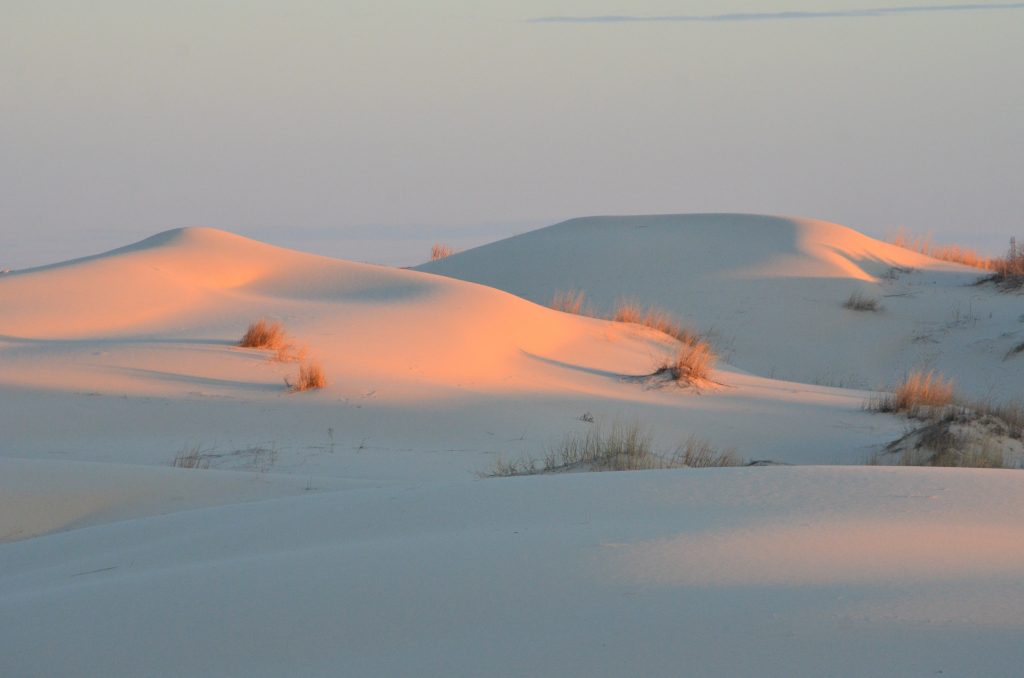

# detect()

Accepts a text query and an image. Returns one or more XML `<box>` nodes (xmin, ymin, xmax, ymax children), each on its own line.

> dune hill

<box><xmin>0</xmin><ymin>226</ymin><xmax>672</xmax><ymax>393</ymax></box>
<box><xmin>418</xmin><ymin>213</ymin><xmax>1023</xmax><ymax>399</ymax></box>
<box><xmin>0</xmin><ymin>223</ymin><xmax>910</xmax><ymax>479</ymax></box>
<box><xmin>3</xmin><ymin>219</ymin><xmax>1024</xmax><ymax>676</ymax></box>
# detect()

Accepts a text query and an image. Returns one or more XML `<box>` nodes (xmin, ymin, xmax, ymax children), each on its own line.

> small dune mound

<box><xmin>874</xmin><ymin>410</ymin><xmax>1024</xmax><ymax>469</ymax></box>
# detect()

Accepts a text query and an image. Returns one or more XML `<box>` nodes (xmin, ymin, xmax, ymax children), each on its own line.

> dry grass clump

<box><xmin>612</xmin><ymin>301</ymin><xmax>699</xmax><ymax>345</ymax></box>
<box><xmin>488</xmin><ymin>422</ymin><xmax>739</xmax><ymax>476</ymax></box>
<box><xmin>430</xmin><ymin>243</ymin><xmax>455</xmax><ymax>261</ymax></box>
<box><xmin>239</xmin><ymin>319</ymin><xmax>286</xmax><ymax>350</ymax></box>
<box><xmin>172</xmin><ymin>445</ymin><xmax>211</xmax><ymax>469</ymax></box>
<box><xmin>843</xmin><ymin>292</ymin><xmax>881</xmax><ymax>312</ymax></box>
<box><xmin>986</xmin><ymin>254</ymin><xmax>1024</xmax><ymax>290</ymax></box>
<box><xmin>867</xmin><ymin>370</ymin><xmax>955</xmax><ymax>417</ymax></box>
<box><xmin>239</xmin><ymin>319</ymin><xmax>305</xmax><ymax>362</ymax></box>
<box><xmin>288</xmin><ymin>360</ymin><xmax>327</xmax><ymax>392</ymax></box>
<box><xmin>655</xmin><ymin>340</ymin><xmax>717</xmax><ymax>384</ymax></box>
<box><xmin>551</xmin><ymin>289</ymin><xmax>590</xmax><ymax>315</ymax></box>
<box><xmin>671</xmin><ymin>437</ymin><xmax>742</xmax><ymax>468</ymax></box>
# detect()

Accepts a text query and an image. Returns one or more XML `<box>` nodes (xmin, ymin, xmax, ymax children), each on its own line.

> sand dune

<box><xmin>0</xmin><ymin>223</ymin><xmax>908</xmax><ymax>477</ymax></box>
<box><xmin>419</xmin><ymin>213</ymin><xmax>1023</xmax><ymax>399</ymax></box>
<box><xmin>2</xmin><ymin>216</ymin><xmax>1022</xmax><ymax>676</ymax></box>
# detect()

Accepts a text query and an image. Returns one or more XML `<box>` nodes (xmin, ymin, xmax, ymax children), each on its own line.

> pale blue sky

<box><xmin>2</xmin><ymin>1</ymin><xmax>1022</xmax><ymax>267</ymax></box>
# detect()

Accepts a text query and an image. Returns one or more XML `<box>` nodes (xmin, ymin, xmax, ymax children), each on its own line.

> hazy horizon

<box><xmin>3</xmin><ymin>0</ymin><xmax>1023</xmax><ymax>268</ymax></box>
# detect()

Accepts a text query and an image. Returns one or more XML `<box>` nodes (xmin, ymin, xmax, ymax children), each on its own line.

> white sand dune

<box><xmin>0</xmin><ymin>225</ymin><xmax>905</xmax><ymax>477</ymax></box>
<box><xmin>418</xmin><ymin>213</ymin><xmax>1023</xmax><ymax>399</ymax></box>
<box><xmin>2</xmin><ymin>218</ymin><xmax>1022</xmax><ymax>676</ymax></box>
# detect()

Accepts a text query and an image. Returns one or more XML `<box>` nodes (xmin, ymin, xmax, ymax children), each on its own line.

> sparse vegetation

<box><xmin>612</xmin><ymin>301</ymin><xmax>700</xmax><ymax>345</ymax></box>
<box><xmin>172</xmin><ymin>444</ymin><xmax>278</xmax><ymax>472</ymax></box>
<box><xmin>239</xmin><ymin>319</ymin><xmax>286</xmax><ymax>350</ymax></box>
<box><xmin>430</xmin><ymin>243</ymin><xmax>455</xmax><ymax>261</ymax></box>
<box><xmin>983</xmin><ymin>253</ymin><xmax>1024</xmax><ymax>290</ymax></box>
<box><xmin>240</xmin><ymin>318</ymin><xmax>310</xmax><ymax>372</ymax></box>
<box><xmin>172</xmin><ymin>445</ymin><xmax>211</xmax><ymax>469</ymax></box>
<box><xmin>487</xmin><ymin>421</ymin><xmax>739</xmax><ymax>476</ymax></box>
<box><xmin>551</xmin><ymin>289</ymin><xmax>590</xmax><ymax>315</ymax></box>
<box><xmin>867</xmin><ymin>371</ymin><xmax>1023</xmax><ymax>469</ymax></box>
<box><xmin>892</xmin><ymin>229</ymin><xmax>997</xmax><ymax>270</ymax></box>
<box><xmin>892</xmin><ymin>230</ymin><xmax>1024</xmax><ymax>289</ymax></box>
<box><xmin>654</xmin><ymin>340</ymin><xmax>717</xmax><ymax>384</ymax></box>
<box><xmin>843</xmin><ymin>292</ymin><xmax>881</xmax><ymax>312</ymax></box>
<box><xmin>866</xmin><ymin>370</ymin><xmax>955</xmax><ymax>417</ymax></box>
<box><xmin>547</xmin><ymin>293</ymin><xmax>702</xmax><ymax>346</ymax></box>
<box><xmin>869</xmin><ymin>407</ymin><xmax>1021</xmax><ymax>469</ymax></box>
<box><xmin>1007</xmin><ymin>342</ymin><xmax>1024</xmax><ymax>359</ymax></box>
<box><xmin>671</xmin><ymin>436</ymin><xmax>742</xmax><ymax>468</ymax></box>
<box><xmin>289</xmin><ymin>360</ymin><xmax>327</xmax><ymax>392</ymax></box>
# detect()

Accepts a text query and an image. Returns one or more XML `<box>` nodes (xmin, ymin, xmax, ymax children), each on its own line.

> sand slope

<box><xmin>418</xmin><ymin>214</ymin><xmax>1023</xmax><ymax>399</ymax></box>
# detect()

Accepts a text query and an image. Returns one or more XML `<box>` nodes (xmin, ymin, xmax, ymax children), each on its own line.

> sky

<box><xmin>2</xmin><ymin>0</ymin><xmax>1023</xmax><ymax>268</ymax></box>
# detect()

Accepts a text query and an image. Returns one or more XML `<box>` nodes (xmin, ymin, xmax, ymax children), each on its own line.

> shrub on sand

<box><xmin>239</xmin><ymin>319</ymin><xmax>286</xmax><ymax>350</ymax></box>
<box><xmin>657</xmin><ymin>340</ymin><xmax>716</xmax><ymax>384</ymax></box>
<box><xmin>843</xmin><ymin>292</ymin><xmax>881</xmax><ymax>312</ymax></box>
<box><xmin>289</xmin><ymin>361</ymin><xmax>327</xmax><ymax>392</ymax></box>
<box><xmin>867</xmin><ymin>370</ymin><xmax>955</xmax><ymax>416</ymax></box>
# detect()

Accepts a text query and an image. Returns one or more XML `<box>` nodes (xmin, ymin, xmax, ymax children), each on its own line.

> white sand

<box><xmin>2</xmin><ymin>216</ymin><xmax>1021</xmax><ymax>676</ymax></box>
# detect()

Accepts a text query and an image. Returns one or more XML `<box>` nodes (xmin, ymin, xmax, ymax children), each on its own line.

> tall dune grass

<box><xmin>612</xmin><ymin>301</ymin><xmax>700</xmax><ymax>345</ymax></box>
<box><xmin>488</xmin><ymin>421</ymin><xmax>739</xmax><ymax>476</ymax></box>
<box><xmin>551</xmin><ymin>289</ymin><xmax>590</xmax><ymax>315</ymax></box>
<box><xmin>891</xmin><ymin>229</ymin><xmax>997</xmax><ymax>270</ymax></box>
<box><xmin>867</xmin><ymin>370</ymin><xmax>955</xmax><ymax>416</ymax></box>
<box><xmin>548</xmin><ymin>293</ymin><xmax>702</xmax><ymax>345</ymax></box>
<box><xmin>289</xmin><ymin>361</ymin><xmax>327</xmax><ymax>392</ymax></box>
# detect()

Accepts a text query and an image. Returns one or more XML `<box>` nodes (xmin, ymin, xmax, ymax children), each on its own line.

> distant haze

<box><xmin>2</xmin><ymin>0</ymin><xmax>1023</xmax><ymax>268</ymax></box>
